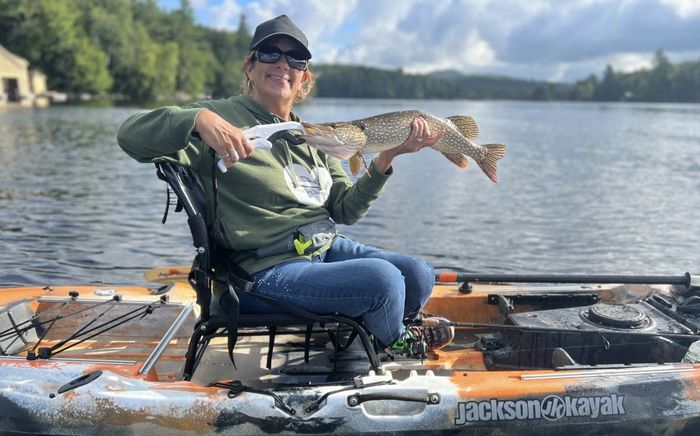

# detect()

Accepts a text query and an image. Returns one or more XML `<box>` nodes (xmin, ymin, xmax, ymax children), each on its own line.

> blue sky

<box><xmin>158</xmin><ymin>0</ymin><xmax>700</xmax><ymax>82</ymax></box>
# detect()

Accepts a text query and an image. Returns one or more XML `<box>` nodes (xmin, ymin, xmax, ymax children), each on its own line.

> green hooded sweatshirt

<box><xmin>117</xmin><ymin>95</ymin><xmax>391</xmax><ymax>275</ymax></box>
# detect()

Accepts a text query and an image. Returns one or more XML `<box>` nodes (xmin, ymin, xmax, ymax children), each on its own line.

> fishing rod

<box><xmin>435</xmin><ymin>271</ymin><xmax>700</xmax><ymax>292</ymax></box>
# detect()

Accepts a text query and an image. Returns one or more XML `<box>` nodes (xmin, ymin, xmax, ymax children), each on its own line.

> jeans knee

<box><xmin>404</xmin><ymin>258</ymin><xmax>434</xmax><ymax>297</ymax></box>
<box><xmin>416</xmin><ymin>258</ymin><xmax>435</xmax><ymax>289</ymax></box>
<box><xmin>368</xmin><ymin>260</ymin><xmax>405</xmax><ymax>306</ymax></box>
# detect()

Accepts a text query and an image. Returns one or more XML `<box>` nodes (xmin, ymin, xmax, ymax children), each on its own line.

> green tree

<box><xmin>593</xmin><ymin>65</ymin><xmax>623</xmax><ymax>101</ymax></box>
<box><xmin>674</xmin><ymin>62</ymin><xmax>700</xmax><ymax>102</ymax></box>
<box><xmin>646</xmin><ymin>49</ymin><xmax>675</xmax><ymax>101</ymax></box>
<box><xmin>570</xmin><ymin>75</ymin><xmax>598</xmax><ymax>100</ymax></box>
<box><xmin>85</xmin><ymin>1</ymin><xmax>177</xmax><ymax>100</ymax></box>
<box><xmin>0</xmin><ymin>0</ymin><xmax>112</xmax><ymax>94</ymax></box>
<box><xmin>164</xmin><ymin>1</ymin><xmax>215</xmax><ymax>95</ymax></box>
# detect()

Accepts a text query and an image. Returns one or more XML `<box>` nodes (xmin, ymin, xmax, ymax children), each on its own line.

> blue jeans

<box><xmin>238</xmin><ymin>236</ymin><xmax>435</xmax><ymax>346</ymax></box>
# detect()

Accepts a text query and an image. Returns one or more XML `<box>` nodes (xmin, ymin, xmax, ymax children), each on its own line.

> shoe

<box><xmin>387</xmin><ymin>316</ymin><xmax>455</xmax><ymax>357</ymax></box>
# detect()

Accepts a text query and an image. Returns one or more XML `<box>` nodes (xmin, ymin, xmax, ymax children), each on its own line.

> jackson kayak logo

<box><xmin>455</xmin><ymin>394</ymin><xmax>625</xmax><ymax>425</ymax></box>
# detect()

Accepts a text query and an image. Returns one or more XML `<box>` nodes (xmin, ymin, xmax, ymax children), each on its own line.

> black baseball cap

<box><xmin>250</xmin><ymin>15</ymin><xmax>312</xmax><ymax>59</ymax></box>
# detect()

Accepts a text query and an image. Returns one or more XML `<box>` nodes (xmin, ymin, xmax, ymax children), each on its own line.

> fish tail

<box><xmin>441</xmin><ymin>152</ymin><xmax>470</xmax><ymax>169</ymax></box>
<box><xmin>476</xmin><ymin>144</ymin><xmax>506</xmax><ymax>183</ymax></box>
<box><xmin>446</xmin><ymin>115</ymin><xmax>479</xmax><ymax>142</ymax></box>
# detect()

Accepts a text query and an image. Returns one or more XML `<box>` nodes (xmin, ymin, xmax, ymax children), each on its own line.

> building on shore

<box><xmin>0</xmin><ymin>44</ymin><xmax>50</xmax><ymax>108</ymax></box>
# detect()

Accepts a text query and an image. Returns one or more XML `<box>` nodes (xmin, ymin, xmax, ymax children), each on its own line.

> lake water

<box><xmin>1</xmin><ymin>99</ymin><xmax>699</xmax><ymax>287</ymax></box>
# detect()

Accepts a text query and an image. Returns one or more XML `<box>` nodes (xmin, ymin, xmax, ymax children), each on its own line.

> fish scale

<box><xmin>300</xmin><ymin>110</ymin><xmax>506</xmax><ymax>182</ymax></box>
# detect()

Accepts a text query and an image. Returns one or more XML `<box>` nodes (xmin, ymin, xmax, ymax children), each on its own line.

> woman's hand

<box><xmin>373</xmin><ymin>116</ymin><xmax>444</xmax><ymax>174</ymax></box>
<box><xmin>194</xmin><ymin>108</ymin><xmax>255</xmax><ymax>168</ymax></box>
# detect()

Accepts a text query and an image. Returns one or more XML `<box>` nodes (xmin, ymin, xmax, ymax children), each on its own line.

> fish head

<box><xmin>300</xmin><ymin>122</ymin><xmax>366</xmax><ymax>160</ymax></box>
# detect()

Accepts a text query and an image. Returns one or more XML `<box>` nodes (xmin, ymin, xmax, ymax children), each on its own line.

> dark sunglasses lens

<box><xmin>286</xmin><ymin>56</ymin><xmax>308</xmax><ymax>70</ymax></box>
<box><xmin>256</xmin><ymin>50</ymin><xmax>281</xmax><ymax>63</ymax></box>
<box><xmin>256</xmin><ymin>49</ymin><xmax>308</xmax><ymax>70</ymax></box>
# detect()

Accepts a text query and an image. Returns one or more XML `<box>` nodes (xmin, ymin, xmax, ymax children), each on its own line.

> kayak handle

<box><xmin>347</xmin><ymin>391</ymin><xmax>440</xmax><ymax>407</ymax></box>
<box><xmin>52</xmin><ymin>370</ymin><xmax>103</xmax><ymax>397</ymax></box>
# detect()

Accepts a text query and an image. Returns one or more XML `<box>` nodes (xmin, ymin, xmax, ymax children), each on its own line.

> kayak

<box><xmin>2</xmin><ymin>272</ymin><xmax>700</xmax><ymax>435</ymax></box>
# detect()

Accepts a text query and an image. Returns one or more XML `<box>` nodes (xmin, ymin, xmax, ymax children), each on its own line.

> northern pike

<box><xmin>299</xmin><ymin>110</ymin><xmax>506</xmax><ymax>182</ymax></box>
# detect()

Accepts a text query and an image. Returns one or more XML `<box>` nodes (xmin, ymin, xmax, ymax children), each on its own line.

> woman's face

<box><xmin>246</xmin><ymin>37</ymin><xmax>309</xmax><ymax>107</ymax></box>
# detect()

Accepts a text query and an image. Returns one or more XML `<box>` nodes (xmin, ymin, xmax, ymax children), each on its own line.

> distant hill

<box><xmin>427</xmin><ymin>69</ymin><xmax>465</xmax><ymax>81</ymax></box>
<box><xmin>313</xmin><ymin>64</ymin><xmax>571</xmax><ymax>100</ymax></box>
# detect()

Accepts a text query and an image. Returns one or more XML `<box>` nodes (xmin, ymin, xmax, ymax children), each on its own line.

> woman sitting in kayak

<box><xmin>117</xmin><ymin>14</ymin><xmax>453</xmax><ymax>356</ymax></box>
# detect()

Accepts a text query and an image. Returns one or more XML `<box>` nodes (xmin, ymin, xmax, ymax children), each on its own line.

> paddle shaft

<box><xmin>436</xmin><ymin>272</ymin><xmax>695</xmax><ymax>287</ymax></box>
<box><xmin>145</xmin><ymin>265</ymin><xmax>697</xmax><ymax>289</ymax></box>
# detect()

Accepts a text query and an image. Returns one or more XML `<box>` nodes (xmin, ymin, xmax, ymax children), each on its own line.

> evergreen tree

<box><xmin>646</xmin><ymin>49</ymin><xmax>675</xmax><ymax>101</ymax></box>
<box><xmin>593</xmin><ymin>65</ymin><xmax>623</xmax><ymax>101</ymax></box>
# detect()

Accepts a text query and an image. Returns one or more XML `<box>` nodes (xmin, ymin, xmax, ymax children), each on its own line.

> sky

<box><xmin>159</xmin><ymin>0</ymin><xmax>700</xmax><ymax>83</ymax></box>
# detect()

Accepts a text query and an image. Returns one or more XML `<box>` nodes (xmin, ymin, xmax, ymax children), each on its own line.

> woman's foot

<box><xmin>387</xmin><ymin>317</ymin><xmax>455</xmax><ymax>357</ymax></box>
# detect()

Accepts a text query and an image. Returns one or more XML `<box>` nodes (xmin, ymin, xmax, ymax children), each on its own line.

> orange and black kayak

<box><xmin>2</xmin><ymin>271</ymin><xmax>700</xmax><ymax>434</ymax></box>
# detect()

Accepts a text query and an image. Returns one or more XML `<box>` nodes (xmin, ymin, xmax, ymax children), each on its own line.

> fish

<box><xmin>299</xmin><ymin>110</ymin><xmax>506</xmax><ymax>182</ymax></box>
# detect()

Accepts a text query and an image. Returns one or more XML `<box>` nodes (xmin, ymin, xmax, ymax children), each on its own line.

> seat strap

<box><xmin>207</xmin><ymin>155</ymin><xmax>242</xmax><ymax>368</ymax></box>
<box><xmin>223</xmin><ymin>282</ymin><xmax>240</xmax><ymax>369</ymax></box>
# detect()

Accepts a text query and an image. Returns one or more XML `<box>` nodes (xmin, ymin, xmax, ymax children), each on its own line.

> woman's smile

<box><xmin>267</xmin><ymin>72</ymin><xmax>290</xmax><ymax>85</ymax></box>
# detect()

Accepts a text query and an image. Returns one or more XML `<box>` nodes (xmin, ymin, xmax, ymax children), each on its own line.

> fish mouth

<box><xmin>300</xmin><ymin>122</ymin><xmax>334</xmax><ymax>137</ymax></box>
<box><xmin>299</xmin><ymin>123</ymin><xmax>360</xmax><ymax>159</ymax></box>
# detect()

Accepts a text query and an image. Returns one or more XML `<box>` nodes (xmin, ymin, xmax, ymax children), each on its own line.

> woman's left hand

<box><xmin>396</xmin><ymin>116</ymin><xmax>444</xmax><ymax>155</ymax></box>
<box><xmin>373</xmin><ymin>116</ymin><xmax>444</xmax><ymax>173</ymax></box>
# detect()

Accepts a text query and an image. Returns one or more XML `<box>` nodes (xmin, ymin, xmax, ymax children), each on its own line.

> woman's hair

<box><xmin>242</xmin><ymin>52</ymin><xmax>316</xmax><ymax>103</ymax></box>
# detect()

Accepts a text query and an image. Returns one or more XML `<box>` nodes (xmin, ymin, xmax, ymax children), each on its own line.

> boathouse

<box><xmin>0</xmin><ymin>44</ymin><xmax>48</xmax><ymax>107</ymax></box>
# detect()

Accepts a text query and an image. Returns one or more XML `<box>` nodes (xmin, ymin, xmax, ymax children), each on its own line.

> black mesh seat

<box><xmin>155</xmin><ymin>161</ymin><xmax>381</xmax><ymax>381</ymax></box>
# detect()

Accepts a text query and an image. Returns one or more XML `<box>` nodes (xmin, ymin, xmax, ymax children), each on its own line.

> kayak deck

<box><xmin>0</xmin><ymin>281</ymin><xmax>668</xmax><ymax>385</ymax></box>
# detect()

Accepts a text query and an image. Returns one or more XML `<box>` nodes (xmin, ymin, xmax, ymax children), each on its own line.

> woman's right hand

<box><xmin>194</xmin><ymin>108</ymin><xmax>255</xmax><ymax>168</ymax></box>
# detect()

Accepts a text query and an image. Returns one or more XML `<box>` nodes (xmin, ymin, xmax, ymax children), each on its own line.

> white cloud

<box><xmin>186</xmin><ymin>0</ymin><xmax>700</xmax><ymax>82</ymax></box>
<box><xmin>207</xmin><ymin>0</ymin><xmax>242</xmax><ymax>29</ymax></box>
<box><xmin>660</xmin><ymin>0</ymin><xmax>700</xmax><ymax>17</ymax></box>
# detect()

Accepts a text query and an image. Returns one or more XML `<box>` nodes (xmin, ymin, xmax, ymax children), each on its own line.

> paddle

<box><xmin>435</xmin><ymin>272</ymin><xmax>698</xmax><ymax>289</ymax></box>
<box><xmin>143</xmin><ymin>265</ymin><xmax>191</xmax><ymax>284</ymax></box>
<box><xmin>145</xmin><ymin>266</ymin><xmax>698</xmax><ymax>290</ymax></box>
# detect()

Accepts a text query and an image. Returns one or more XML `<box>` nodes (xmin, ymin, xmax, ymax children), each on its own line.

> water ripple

<box><xmin>1</xmin><ymin>101</ymin><xmax>699</xmax><ymax>287</ymax></box>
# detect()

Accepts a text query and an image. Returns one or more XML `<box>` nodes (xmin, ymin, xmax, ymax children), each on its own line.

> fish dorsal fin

<box><xmin>349</xmin><ymin>153</ymin><xmax>363</xmax><ymax>176</ymax></box>
<box><xmin>447</xmin><ymin>115</ymin><xmax>479</xmax><ymax>142</ymax></box>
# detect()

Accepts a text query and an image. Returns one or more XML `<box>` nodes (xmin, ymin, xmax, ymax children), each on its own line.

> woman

<box><xmin>118</xmin><ymin>15</ymin><xmax>453</xmax><ymax>356</ymax></box>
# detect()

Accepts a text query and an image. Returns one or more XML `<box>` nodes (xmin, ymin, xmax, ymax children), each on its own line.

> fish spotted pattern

<box><xmin>299</xmin><ymin>110</ymin><xmax>506</xmax><ymax>182</ymax></box>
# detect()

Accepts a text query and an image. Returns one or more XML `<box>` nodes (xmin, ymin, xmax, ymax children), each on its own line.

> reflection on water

<box><xmin>1</xmin><ymin>101</ymin><xmax>699</xmax><ymax>287</ymax></box>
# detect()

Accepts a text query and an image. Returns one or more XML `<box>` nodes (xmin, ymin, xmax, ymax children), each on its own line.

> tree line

<box><xmin>0</xmin><ymin>0</ymin><xmax>251</xmax><ymax>100</ymax></box>
<box><xmin>1</xmin><ymin>0</ymin><xmax>698</xmax><ymax>103</ymax></box>
<box><xmin>567</xmin><ymin>50</ymin><xmax>700</xmax><ymax>103</ymax></box>
<box><xmin>315</xmin><ymin>51</ymin><xmax>700</xmax><ymax>103</ymax></box>
<box><xmin>314</xmin><ymin>65</ymin><xmax>573</xmax><ymax>100</ymax></box>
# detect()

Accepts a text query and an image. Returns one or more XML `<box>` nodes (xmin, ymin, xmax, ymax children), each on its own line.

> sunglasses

<box><xmin>254</xmin><ymin>47</ymin><xmax>310</xmax><ymax>71</ymax></box>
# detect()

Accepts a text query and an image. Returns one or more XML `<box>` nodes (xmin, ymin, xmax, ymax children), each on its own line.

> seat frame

<box><xmin>155</xmin><ymin>161</ymin><xmax>382</xmax><ymax>381</ymax></box>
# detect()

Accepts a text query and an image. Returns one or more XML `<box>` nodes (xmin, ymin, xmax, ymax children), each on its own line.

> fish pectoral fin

<box><xmin>441</xmin><ymin>152</ymin><xmax>470</xmax><ymax>169</ymax></box>
<box><xmin>447</xmin><ymin>116</ymin><xmax>479</xmax><ymax>142</ymax></box>
<box><xmin>349</xmin><ymin>153</ymin><xmax>363</xmax><ymax>176</ymax></box>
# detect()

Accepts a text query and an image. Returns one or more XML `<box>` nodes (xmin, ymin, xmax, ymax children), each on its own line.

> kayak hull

<box><xmin>3</xmin><ymin>361</ymin><xmax>700</xmax><ymax>434</ymax></box>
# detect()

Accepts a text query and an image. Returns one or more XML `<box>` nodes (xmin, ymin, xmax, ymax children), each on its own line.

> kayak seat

<box><xmin>155</xmin><ymin>161</ymin><xmax>381</xmax><ymax>381</ymax></box>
